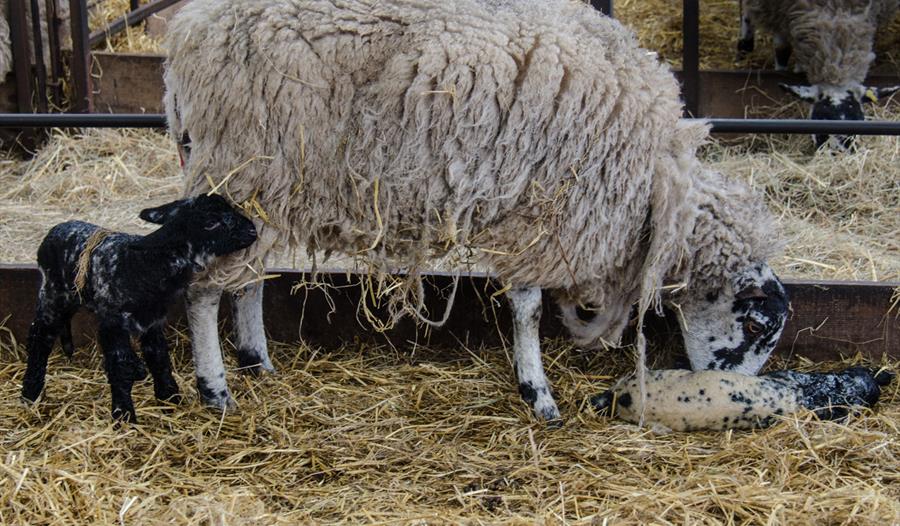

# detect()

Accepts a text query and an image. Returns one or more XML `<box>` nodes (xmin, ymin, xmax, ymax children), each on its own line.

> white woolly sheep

<box><xmin>593</xmin><ymin>367</ymin><xmax>895</xmax><ymax>432</ymax></box>
<box><xmin>738</xmin><ymin>0</ymin><xmax>900</xmax><ymax>149</ymax></box>
<box><xmin>164</xmin><ymin>0</ymin><xmax>789</xmax><ymax>422</ymax></box>
<box><xmin>21</xmin><ymin>195</ymin><xmax>257</xmax><ymax>422</ymax></box>
<box><xmin>0</xmin><ymin>0</ymin><xmax>73</xmax><ymax>81</ymax></box>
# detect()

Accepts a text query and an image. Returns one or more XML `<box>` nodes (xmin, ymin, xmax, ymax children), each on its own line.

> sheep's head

<box><xmin>138</xmin><ymin>194</ymin><xmax>258</xmax><ymax>263</ymax></box>
<box><xmin>678</xmin><ymin>262</ymin><xmax>788</xmax><ymax>374</ymax></box>
<box><xmin>781</xmin><ymin>83</ymin><xmax>899</xmax><ymax>150</ymax></box>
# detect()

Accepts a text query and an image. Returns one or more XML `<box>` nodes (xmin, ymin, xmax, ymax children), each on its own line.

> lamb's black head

<box><xmin>678</xmin><ymin>262</ymin><xmax>789</xmax><ymax>375</ymax></box>
<box><xmin>781</xmin><ymin>83</ymin><xmax>900</xmax><ymax>151</ymax></box>
<box><xmin>139</xmin><ymin>194</ymin><xmax>258</xmax><ymax>257</ymax></box>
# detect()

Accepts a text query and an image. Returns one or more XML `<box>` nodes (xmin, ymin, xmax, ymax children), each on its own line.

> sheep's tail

<box><xmin>633</xmin><ymin>118</ymin><xmax>710</xmax><ymax>426</ymax></box>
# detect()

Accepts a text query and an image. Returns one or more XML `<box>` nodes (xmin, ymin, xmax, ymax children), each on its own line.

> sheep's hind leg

<box><xmin>507</xmin><ymin>286</ymin><xmax>561</xmax><ymax>423</ymax></box>
<box><xmin>774</xmin><ymin>34</ymin><xmax>792</xmax><ymax>71</ymax></box>
<box><xmin>98</xmin><ymin>322</ymin><xmax>145</xmax><ymax>422</ymax></box>
<box><xmin>231</xmin><ymin>282</ymin><xmax>275</xmax><ymax>375</ymax></box>
<box><xmin>140</xmin><ymin>326</ymin><xmax>181</xmax><ymax>404</ymax></box>
<box><xmin>186</xmin><ymin>284</ymin><xmax>236</xmax><ymax>410</ymax></box>
<box><xmin>736</xmin><ymin>2</ymin><xmax>755</xmax><ymax>59</ymax></box>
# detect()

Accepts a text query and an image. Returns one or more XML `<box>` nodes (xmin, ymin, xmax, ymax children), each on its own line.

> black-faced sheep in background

<box><xmin>21</xmin><ymin>194</ymin><xmax>258</xmax><ymax>422</ymax></box>
<box><xmin>163</xmin><ymin>0</ymin><xmax>789</xmax><ymax>422</ymax></box>
<box><xmin>738</xmin><ymin>0</ymin><xmax>900</xmax><ymax>149</ymax></box>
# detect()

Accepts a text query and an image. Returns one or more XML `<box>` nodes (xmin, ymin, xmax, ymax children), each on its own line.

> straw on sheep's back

<box><xmin>164</xmin><ymin>0</ymin><xmax>693</xmax><ymax>309</ymax></box>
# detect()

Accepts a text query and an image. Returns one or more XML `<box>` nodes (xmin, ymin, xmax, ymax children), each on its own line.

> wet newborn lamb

<box><xmin>21</xmin><ymin>194</ymin><xmax>257</xmax><ymax>422</ymax></box>
<box><xmin>592</xmin><ymin>367</ymin><xmax>894</xmax><ymax>432</ymax></box>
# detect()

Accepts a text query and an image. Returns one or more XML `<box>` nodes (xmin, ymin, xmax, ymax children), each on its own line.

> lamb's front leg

<box><xmin>98</xmin><ymin>322</ymin><xmax>146</xmax><ymax>422</ymax></box>
<box><xmin>186</xmin><ymin>284</ymin><xmax>235</xmax><ymax>410</ymax></box>
<box><xmin>507</xmin><ymin>286</ymin><xmax>561</xmax><ymax>423</ymax></box>
<box><xmin>736</xmin><ymin>1</ymin><xmax>755</xmax><ymax>59</ymax></box>
<box><xmin>140</xmin><ymin>326</ymin><xmax>181</xmax><ymax>403</ymax></box>
<box><xmin>232</xmin><ymin>282</ymin><xmax>275</xmax><ymax>374</ymax></box>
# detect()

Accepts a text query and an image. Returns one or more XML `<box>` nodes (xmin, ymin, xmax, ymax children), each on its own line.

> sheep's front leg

<box><xmin>98</xmin><ymin>322</ymin><xmax>146</xmax><ymax>422</ymax></box>
<box><xmin>774</xmin><ymin>34</ymin><xmax>792</xmax><ymax>71</ymax></box>
<box><xmin>507</xmin><ymin>286</ymin><xmax>561</xmax><ymax>423</ymax></box>
<box><xmin>737</xmin><ymin>1</ymin><xmax>755</xmax><ymax>58</ymax></box>
<box><xmin>140</xmin><ymin>326</ymin><xmax>181</xmax><ymax>403</ymax></box>
<box><xmin>232</xmin><ymin>282</ymin><xmax>275</xmax><ymax>374</ymax></box>
<box><xmin>186</xmin><ymin>284</ymin><xmax>235</xmax><ymax>410</ymax></box>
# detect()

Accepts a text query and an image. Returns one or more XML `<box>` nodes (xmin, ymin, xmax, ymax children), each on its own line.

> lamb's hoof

<box><xmin>590</xmin><ymin>390</ymin><xmax>614</xmax><ymax>415</ymax></box>
<box><xmin>111</xmin><ymin>406</ymin><xmax>138</xmax><ymax>424</ymax></box>
<box><xmin>236</xmin><ymin>349</ymin><xmax>276</xmax><ymax>376</ymax></box>
<box><xmin>156</xmin><ymin>390</ymin><xmax>182</xmax><ymax>405</ymax></box>
<box><xmin>20</xmin><ymin>384</ymin><xmax>42</xmax><ymax>404</ymax></box>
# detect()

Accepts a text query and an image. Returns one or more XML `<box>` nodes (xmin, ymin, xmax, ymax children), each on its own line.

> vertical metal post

<box><xmin>29</xmin><ymin>0</ymin><xmax>48</xmax><ymax>112</ymax></box>
<box><xmin>69</xmin><ymin>0</ymin><xmax>94</xmax><ymax>112</ymax></box>
<box><xmin>682</xmin><ymin>0</ymin><xmax>700</xmax><ymax>117</ymax></box>
<box><xmin>590</xmin><ymin>0</ymin><xmax>613</xmax><ymax>16</ymax></box>
<box><xmin>8</xmin><ymin>0</ymin><xmax>35</xmax><ymax>114</ymax></box>
<box><xmin>45</xmin><ymin>0</ymin><xmax>65</xmax><ymax>107</ymax></box>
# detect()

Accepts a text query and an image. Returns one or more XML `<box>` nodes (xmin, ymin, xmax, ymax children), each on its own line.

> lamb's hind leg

<box><xmin>21</xmin><ymin>283</ymin><xmax>76</xmax><ymax>402</ymax></box>
<box><xmin>507</xmin><ymin>286</ymin><xmax>561</xmax><ymax>423</ymax></box>
<box><xmin>186</xmin><ymin>284</ymin><xmax>235</xmax><ymax>410</ymax></box>
<box><xmin>232</xmin><ymin>282</ymin><xmax>274</xmax><ymax>375</ymax></box>
<box><xmin>98</xmin><ymin>322</ymin><xmax>145</xmax><ymax>422</ymax></box>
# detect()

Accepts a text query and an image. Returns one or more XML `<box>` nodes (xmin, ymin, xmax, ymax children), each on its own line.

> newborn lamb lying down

<box><xmin>592</xmin><ymin>367</ymin><xmax>895</xmax><ymax>432</ymax></box>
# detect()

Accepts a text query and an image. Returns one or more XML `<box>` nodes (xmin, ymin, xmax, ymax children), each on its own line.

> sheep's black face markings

<box><xmin>681</xmin><ymin>263</ymin><xmax>789</xmax><ymax>375</ymax></box>
<box><xmin>811</xmin><ymin>91</ymin><xmax>863</xmax><ymax>150</ymax></box>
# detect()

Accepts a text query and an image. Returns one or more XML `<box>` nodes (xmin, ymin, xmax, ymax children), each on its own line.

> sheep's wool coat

<box><xmin>0</xmin><ymin>1</ymin><xmax>12</xmax><ymax>79</ymax></box>
<box><xmin>165</xmin><ymin>0</ymin><xmax>773</xmax><ymax>336</ymax></box>
<box><xmin>743</xmin><ymin>0</ymin><xmax>899</xmax><ymax>85</ymax></box>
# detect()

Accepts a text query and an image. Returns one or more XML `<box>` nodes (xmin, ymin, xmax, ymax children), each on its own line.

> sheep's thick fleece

<box><xmin>743</xmin><ymin>0</ymin><xmax>898</xmax><ymax>85</ymax></box>
<box><xmin>166</xmin><ymin>0</ymin><xmax>775</xmax><ymax>339</ymax></box>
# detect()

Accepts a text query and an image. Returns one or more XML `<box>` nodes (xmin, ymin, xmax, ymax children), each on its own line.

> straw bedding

<box><xmin>0</xmin><ymin>329</ymin><xmax>897</xmax><ymax>524</ymax></box>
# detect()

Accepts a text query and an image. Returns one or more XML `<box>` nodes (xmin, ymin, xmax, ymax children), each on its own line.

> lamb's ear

<box><xmin>780</xmin><ymin>83</ymin><xmax>818</xmax><ymax>103</ymax></box>
<box><xmin>736</xmin><ymin>286</ymin><xmax>767</xmax><ymax>301</ymax></box>
<box><xmin>139</xmin><ymin>197</ymin><xmax>192</xmax><ymax>224</ymax></box>
<box><xmin>863</xmin><ymin>85</ymin><xmax>900</xmax><ymax>103</ymax></box>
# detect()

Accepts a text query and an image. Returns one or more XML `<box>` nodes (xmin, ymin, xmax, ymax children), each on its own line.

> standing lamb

<box><xmin>21</xmin><ymin>194</ymin><xmax>258</xmax><ymax>422</ymax></box>
<box><xmin>164</xmin><ymin>0</ymin><xmax>789</xmax><ymax>422</ymax></box>
<box><xmin>738</xmin><ymin>0</ymin><xmax>900</xmax><ymax>149</ymax></box>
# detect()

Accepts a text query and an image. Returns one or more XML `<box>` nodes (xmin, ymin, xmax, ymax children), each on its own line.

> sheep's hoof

<box><xmin>534</xmin><ymin>400</ymin><xmax>562</xmax><ymax>424</ymax></box>
<box><xmin>201</xmin><ymin>391</ymin><xmax>238</xmax><ymax>412</ymax></box>
<box><xmin>236</xmin><ymin>349</ymin><xmax>276</xmax><ymax>376</ymax></box>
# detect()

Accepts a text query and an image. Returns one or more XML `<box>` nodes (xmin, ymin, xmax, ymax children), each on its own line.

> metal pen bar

<box><xmin>2</xmin><ymin>114</ymin><xmax>900</xmax><ymax>135</ymax></box>
<box><xmin>68</xmin><ymin>0</ymin><xmax>93</xmax><ymax>112</ymax></box>
<box><xmin>89</xmin><ymin>0</ymin><xmax>184</xmax><ymax>47</ymax></box>
<box><xmin>682</xmin><ymin>0</ymin><xmax>700</xmax><ymax>117</ymax></box>
<box><xmin>590</xmin><ymin>0</ymin><xmax>612</xmax><ymax>16</ymax></box>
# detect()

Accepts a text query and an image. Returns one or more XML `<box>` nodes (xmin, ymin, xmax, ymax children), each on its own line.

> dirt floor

<box><xmin>0</xmin><ymin>334</ymin><xmax>897</xmax><ymax>524</ymax></box>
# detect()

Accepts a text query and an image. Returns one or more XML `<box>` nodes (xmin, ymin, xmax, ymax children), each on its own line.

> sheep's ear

<box><xmin>779</xmin><ymin>83</ymin><xmax>818</xmax><ymax>103</ymax></box>
<box><xmin>863</xmin><ymin>85</ymin><xmax>900</xmax><ymax>103</ymax></box>
<box><xmin>139</xmin><ymin>198</ymin><xmax>191</xmax><ymax>224</ymax></box>
<box><xmin>736</xmin><ymin>286</ymin><xmax>767</xmax><ymax>301</ymax></box>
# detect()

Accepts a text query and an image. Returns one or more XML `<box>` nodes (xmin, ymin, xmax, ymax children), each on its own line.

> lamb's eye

<box><xmin>745</xmin><ymin>321</ymin><xmax>764</xmax><ymax>335</ymax></box>
<box><xmin>204</xmin><ymin>220</ymin><xmax>221</xmax><ymax>231</ymax></box>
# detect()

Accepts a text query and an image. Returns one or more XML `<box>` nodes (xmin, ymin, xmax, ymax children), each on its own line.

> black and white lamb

<box><xmin>20</xmin><ymin>194</ymin><xmax>258</xmax><ymax>422</ymax></box>
<box><xmin>163</xmin><ymin>0</ymin><xmax>790</xmax><ymax>423</ymax></box>
<box><xmin>738</xmin><ymin>0</ymin><xmax>900</xmax><ymax>149</ymax></box>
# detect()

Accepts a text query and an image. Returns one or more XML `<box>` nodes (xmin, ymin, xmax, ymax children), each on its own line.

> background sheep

<box><xmin>738</xmin><ymin>0</ymin><xmax>900</xmax><ymax>149</ymax></box>
<box><xmin>593</xmin><ymin>367</ymin><xmax>895</xmax><ymax>431</ymax></box>
<box><xmin>21</xmin><ymin>194</ymin><xmax>257</xmax><ymax>422</ymax></box>
<box><xmin>164</xmin><ymin>0</ymin><xmax>789</xmax><ymax>422</ymax></box>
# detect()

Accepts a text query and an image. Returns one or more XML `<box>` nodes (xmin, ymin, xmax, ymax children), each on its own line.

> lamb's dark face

<box><xmin>679</xmin><ymin>263</ymin><xmax>789</xmax><ymax>375</ymax></box>
<box><xmin>139</xmin><ymin>194</ymin><xmax>258</xmax><ymax>257</ymax></box>
<box><xmin>781</xmin><ymin>83</ymin><xmax>900</xmax><ymax>151</ymax></box>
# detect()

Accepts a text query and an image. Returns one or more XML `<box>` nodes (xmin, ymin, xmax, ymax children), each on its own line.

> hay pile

<box><xmin>611</xmin><ymin>0</ymin><xmax>900</xmax><ymax>72</ymax></box>
<box><xmin>89</xmin><ymin>0</ymin><xmax>165</xmax><ymax>53</ymax></box>
<box><xmin>0</xmin><ymin>329</ymin><xmax>897</xmax><ymax>524</ymax></box>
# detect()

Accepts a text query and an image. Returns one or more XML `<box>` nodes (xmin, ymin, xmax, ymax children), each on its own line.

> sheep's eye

<box><xmin>204</xmin><ymin>220</ymin><xmax>221</xmax><ymax>231</ymax></box>
<box><xmin>745</xmin><ymin>321</ymin><xmax>764</xmax><ymax>335</ymax></box>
